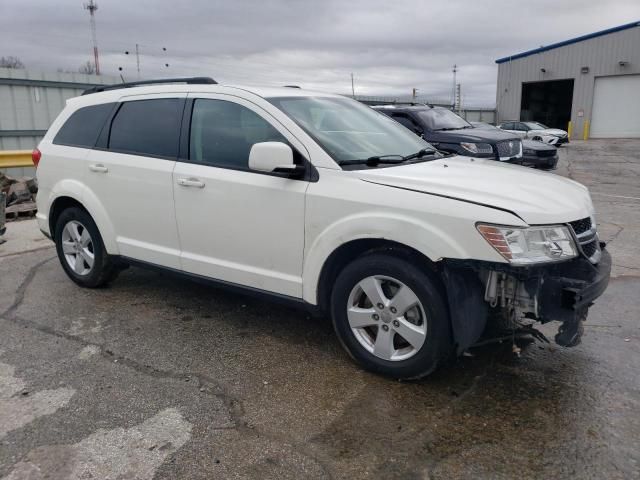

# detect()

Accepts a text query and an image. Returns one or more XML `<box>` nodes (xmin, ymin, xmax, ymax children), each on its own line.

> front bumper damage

<box><xmin>442</xmin><ymin>244</ymin><xmax>611</xmax><ymax>353</ymax></box>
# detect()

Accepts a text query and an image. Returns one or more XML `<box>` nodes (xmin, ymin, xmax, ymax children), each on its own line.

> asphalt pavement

<box><xmin>0</xmin><ymin>139</ymin><xmax>638</xmax><ymax>479</ymax></box>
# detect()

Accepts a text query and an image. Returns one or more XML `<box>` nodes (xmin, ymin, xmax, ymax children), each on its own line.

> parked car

<box><xmin>373</xmin><ymin>104</ymin><xmax>523</xmax><ymax>163</ymax></box>
<box><xmin>35</xmin><ymin>78</ymin><xmax>610</xmax><ymax>379</ymax></box>
<box><xmin>471</xmin><ymin>122</ymin><xmax>558</xmax><ymax>170</ymax></box>
<box><xmin>498</xmin><ymin>121</ymin><xmax>569</xmax><ymax>146</ymax></box>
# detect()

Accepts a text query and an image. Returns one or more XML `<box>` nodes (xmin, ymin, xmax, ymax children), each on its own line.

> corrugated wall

<box><xmin>0</xmin><ymin>68</ymin><xmax>117</xmax><ymax>150</ymax></box>
<box><xmin>496</xmin><ymin>25</ymin><xmax>640</xmax><ymax>138</ymax></box>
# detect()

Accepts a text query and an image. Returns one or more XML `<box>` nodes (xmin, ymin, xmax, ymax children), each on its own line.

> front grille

<box><xmin>496</xmin><ymin>140</ymin><xmax>521</xmax><ymax>158</ymax></box>
<box><xmin>569</xmin><ymin>217</ymin><xmax>592</xmax><ymax>235</ymax></box>
<box><xmin>537</xmin><ymin>149</ymin><xmax>556</xmax><ymax>158</ymax></box>
<box><xmin>582</xmin><ymin>241</ymin><xmax>597</xmax><ymax>258</ymax></box>
<box><xmin>568</xmin><ymin>217</ymin><xmax>600</xmax><ymax>262</ymax></box>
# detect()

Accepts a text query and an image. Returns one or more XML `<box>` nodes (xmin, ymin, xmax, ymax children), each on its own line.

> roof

<box><xmin>67</xmin><ymin>83</ymin><xmax>342</xmax><ymax>108</ymax></box>
<box><xmin>495</xmin><ymin>20</ymin><xmax>640</xmax><ymax>64</ymax></box>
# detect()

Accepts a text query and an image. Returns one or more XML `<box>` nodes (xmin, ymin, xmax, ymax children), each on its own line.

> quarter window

<box><xmin>189</xmin><ymin>99</ymin><xmax>286</xmax><ymax>169</ymax></box>
<box><xmin>109</xmin><ymin>98</ymin><xmax>182</xmax><ymax>158</ymax></box>
<box><xmin>53</xmin><ymin>103</ymin><xmax>115</xmax><ymax>148</ymax></box>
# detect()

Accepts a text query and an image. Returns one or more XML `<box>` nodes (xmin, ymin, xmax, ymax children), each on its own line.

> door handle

<box><xmin>89</xmin><ymin>164</ymin><xmax>108</xmax><ymax>173</ymax></box>
<box><xmin>177</xmin><ymin>178</ymin><xmax>205</xmax><ymax>188</ymax></box>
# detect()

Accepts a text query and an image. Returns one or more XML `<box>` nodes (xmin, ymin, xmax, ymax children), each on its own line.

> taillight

<box><xmin>32</xmin><ymin>148</ymin><xmax>41</xmax><ymax>168</ymax></box>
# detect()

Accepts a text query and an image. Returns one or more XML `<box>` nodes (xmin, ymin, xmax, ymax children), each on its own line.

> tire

<box><xmin>54</xmin><ymin>207</ymin><xmax>119</xmax><ymax>288</ymax></box>
<box><xmin>330</xmin><ymin>253</ymin><xmax>452</xmax><ymax>379</ymax></box>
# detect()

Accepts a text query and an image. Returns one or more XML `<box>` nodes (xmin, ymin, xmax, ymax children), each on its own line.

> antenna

<box><xmin>83</xmin><ymin>0</ymin><xmax>100</xmax><ymax>75</ymax></box>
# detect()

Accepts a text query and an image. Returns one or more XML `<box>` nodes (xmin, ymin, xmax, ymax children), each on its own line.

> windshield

<box><xmin>417</xmin><ymin>108</ymin><xmax>472</xmax><ymax>130</ymax></box>
<box><xmin>524</xmin><ymin>121</ymin><xmax>548</xmax><ymax>130</ymax></box>
<box><xmin>267</xmin><ymin>96</ymin><xmax>432</xmax><ymax>164</ymax></box>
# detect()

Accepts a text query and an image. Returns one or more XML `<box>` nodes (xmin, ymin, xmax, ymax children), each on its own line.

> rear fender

<box><xmin>47</xmin><ymin>179</ymin><xmax>118</xmax><ymax>254</ymax></box>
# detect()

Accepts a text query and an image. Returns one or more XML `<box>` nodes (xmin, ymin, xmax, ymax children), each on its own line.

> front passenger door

<box><xmin>173</xmin><ymin>96</ymin><xmax>309</xmax><ymax>298</ymax></box>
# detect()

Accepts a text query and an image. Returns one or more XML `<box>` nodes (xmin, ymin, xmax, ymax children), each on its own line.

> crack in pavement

<box><xmin>1</xmin><ymin>255</ymin><xmax>334</xmax><ymax>479</ymax></box>
<box><xmin>1</xmin><ymin>256</ymin><xmax>56</xmax><ymax>319</ymax></box>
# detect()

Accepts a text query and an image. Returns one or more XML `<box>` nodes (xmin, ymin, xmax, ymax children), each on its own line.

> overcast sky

<box><xmin>1</xmin><ymin>0</ymin><xmax>638</xmax><ymax>106</ymax></box>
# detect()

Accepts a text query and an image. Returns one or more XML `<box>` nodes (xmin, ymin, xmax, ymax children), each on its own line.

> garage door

<box><xmin>590</xmin><ymin>74</ymin><xmax>640</xmax><ymax>138</ymax></box>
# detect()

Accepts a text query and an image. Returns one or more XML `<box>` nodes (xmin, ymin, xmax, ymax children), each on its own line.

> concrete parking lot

<box><xmin>0</xmin><ymin>140</ymin><xmax>639</xmax><ymax>480</ymax></box>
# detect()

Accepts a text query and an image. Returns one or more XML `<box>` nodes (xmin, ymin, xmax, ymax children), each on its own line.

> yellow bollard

<box><xmin>567</xmin><ymin>121</ymin><xmax>573</xmax><ymax>140</ymax></box>
<box><xmin>583</xmin><ymin>120</ymin><xmax>590</xmax><ymax>141</ymax></box>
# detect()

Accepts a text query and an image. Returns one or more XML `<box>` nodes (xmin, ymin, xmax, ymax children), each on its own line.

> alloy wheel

<box><xmin>346</xmin><ymin>275</ymin><xmax>427</xmax><ymax>361</ymax></box>
<box><xmin>61</xmin><ymin>220</ymin><xmax>95</xmax><ymax>276</ymax></box>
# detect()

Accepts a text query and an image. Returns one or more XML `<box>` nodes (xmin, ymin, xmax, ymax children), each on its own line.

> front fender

<box><xmin>302</xmin><ymin>212</ymin><xmax>470</xmax><ymax>304</ymax></box>
<box><xmin>44</xmin><ymin>179</ymin><xmax>119</xmax><ymax>254</ymax></box>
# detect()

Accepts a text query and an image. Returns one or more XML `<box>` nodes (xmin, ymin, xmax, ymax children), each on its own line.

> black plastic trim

<box><xmin>119</xmin><ymin>256</ymin><xmax>323</xmax><ymax>317</ymax></box>
<box><xmin>82</xmin><ymin>77</ymin><xmax>217</xmax><ymax>95</ymax></box>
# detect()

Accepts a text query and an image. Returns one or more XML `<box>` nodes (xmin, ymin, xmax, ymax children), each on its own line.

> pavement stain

<box><xmin>2</xmin><ymin>408</ymin><xmax>192</xmax><ymax>480</ymax></box>
<box><xmin>0</xmin><ymin>361</ymin><xmax>75</xmax><ymax>440</ymax></box>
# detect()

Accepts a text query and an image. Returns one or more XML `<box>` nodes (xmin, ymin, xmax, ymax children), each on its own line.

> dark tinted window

<box><xmin>416</xmin><ymin>108</ymin><xmax>471</xmax><ymax>130</ymax></box>
<box><xmin>501</xmin><ymin>122</ymin><xmax>514</xmax><ymax>130</ymax></box>
<box><xmin>190</xmin><ymin>99</ymin><xmax>286</xmax><ymax>169</ymax></box>
<box><xmin>53</xmin><ymin>103</ymin><xmax>114</xmax><ymax>148</ymax></box>
<box><xmin>109</xmin><ymin>98</ymin><xmax>182</xmax><ymax>158</ymax></box>
<box><xmin>391</xmin><ymin>114</ymin><xmax>422</xmax><ymax>134</ymax></box>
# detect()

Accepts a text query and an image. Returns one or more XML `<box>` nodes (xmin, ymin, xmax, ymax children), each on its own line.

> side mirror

<box><xmin>249</xmin><ymin>142</ymin><xmax>302</xmax><ymax>175</ymax></box>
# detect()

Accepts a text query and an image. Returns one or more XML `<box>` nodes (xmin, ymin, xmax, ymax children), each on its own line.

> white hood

<box><xmin>534</xmin><ymin>128</ymin><xmax>566</xmax><ymax>136</ymax></box>
<box><xmin>357</xmin><ymin>156</ymin><xmax>593</xmax><ymax>225</ymax></box>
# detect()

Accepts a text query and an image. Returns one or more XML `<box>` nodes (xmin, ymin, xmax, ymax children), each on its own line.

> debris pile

<box><xmin>1</xmin><ymin>172</ymin><xmax>38</xmax><ymax>221</ymax></box>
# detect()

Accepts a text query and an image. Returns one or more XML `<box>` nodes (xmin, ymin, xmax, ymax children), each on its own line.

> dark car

<box><xmin>472</xmin><ymin>122</ymin><xmax>558</xmax><ymax>170</ymax></box>
<box><xmin>373</xmin><ymin>104</ymin><xmax>522</xmax><ymax>162</ymax></box>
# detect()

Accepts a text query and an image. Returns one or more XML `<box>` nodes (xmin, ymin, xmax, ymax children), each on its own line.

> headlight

<box><xmin>460</xmin><ymin>142</ymin><xmax>493</xmax><ymax>155</ymax></box>
<box><xmin>523</xmin><ymin>148</ymin><xmax>535</xmax><ymax>155</ymax></box>
<box><xmin>477</xmin><ymin>224</ymin><xmax>578</xmax><ymax>264</ymax></box>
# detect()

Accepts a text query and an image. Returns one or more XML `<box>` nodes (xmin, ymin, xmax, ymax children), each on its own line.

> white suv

<box><xmin>35</xmin><ymin>77</ymin><xmax>610</xmax><ymax>379</ymax></box>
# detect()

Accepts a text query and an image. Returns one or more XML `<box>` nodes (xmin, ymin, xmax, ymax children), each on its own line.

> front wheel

<box><xmin>331</xmin><ymin>253</ymin><xmax>452</xmax><ymax>379</ymax></box>
<box><xmin>54</xmin><ymin>207</ymin><xmax>119</xmax><ymax>288</ymax></box>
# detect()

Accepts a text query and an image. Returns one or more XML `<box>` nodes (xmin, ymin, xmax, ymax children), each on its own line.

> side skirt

<box><xmin>118</xmin><ymin>256</ymin><xmax>324</xmax><ymax>318</ymax></box>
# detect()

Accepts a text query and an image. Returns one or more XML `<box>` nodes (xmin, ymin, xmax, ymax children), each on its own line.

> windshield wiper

<box><xmin>403</xmin><ymin>148</ymin><xmax>437</xmax><ymax>161</ymax></box>
<box><xmin>339</xmin><ymin>154</ymin><xmax>405</xmax><ymax>166</ymax></box>
<box><xmin>339</xmin><ymin>149</ymin><xmax>438</xmax><ymax>167</ymax></box>
<box><xmin>433</xmin><ymin>127</ymin><xmax>462</xmax><ymax>131</ymax></box>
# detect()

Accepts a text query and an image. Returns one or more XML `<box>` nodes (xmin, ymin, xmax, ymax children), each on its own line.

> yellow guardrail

<box><xmin>0</xmin><ymin>150</ymin><xmax>33</xmax><ymax>169</ymax></box>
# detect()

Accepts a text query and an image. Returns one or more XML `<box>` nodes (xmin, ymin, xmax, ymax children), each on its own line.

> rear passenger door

<box><xmin>85</xmin><ymin>94</ymin><xmax>185</xmax><ymax>269</ymax></box>
<box><xmin>172</xmin><ymin>94</ymin><xmax>308</xmax><ymax>298</ymax></box>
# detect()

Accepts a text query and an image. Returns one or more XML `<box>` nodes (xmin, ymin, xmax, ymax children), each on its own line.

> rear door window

<box><xmin>53</xmin><ymin>103</ymin><xmax>115</xmax><ymax>148</ymax></box>
<box><xmin>108</xmin><ymin>98</ymin><xmax>183</xmax><ymax>158</ymax></box>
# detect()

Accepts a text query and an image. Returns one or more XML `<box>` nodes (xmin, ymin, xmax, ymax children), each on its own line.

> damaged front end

<box><xmin>442</xmin><ymin>231</ymin><xmax>612</xmax><ymax>354</ymax></box>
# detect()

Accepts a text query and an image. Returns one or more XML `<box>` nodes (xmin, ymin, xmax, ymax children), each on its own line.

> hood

<box><xmin>429</xmin><ymin>127</ymin><xmax>519</xmax><ymax>143</ymax></box>
<box><xmin>534</xmin><ymin>128</ymin><xmax>567</xmax><ymax>136</ymax></box>
<box><xmin>357</xmin><ymin>156</ymin><xmax>593</xmax><ymax>225</ymax></box>
<box><xmin>522</xmin><ymin>139</ymin><xmax>556</xmax><ymax>151</ymax></box>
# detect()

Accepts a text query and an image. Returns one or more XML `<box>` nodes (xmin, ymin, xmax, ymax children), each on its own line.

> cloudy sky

<box><xmin>1</xmin><ymin>0</ymin><xmax>638</xmax><ymax>106</ymax></box>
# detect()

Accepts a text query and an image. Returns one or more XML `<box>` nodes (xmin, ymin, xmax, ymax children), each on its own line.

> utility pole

<box><xmin>83</xmin><ymin>0</ymin><xmax>100</xmax><ymax>75</ymax></box>
<box><xmin>135</xmin><ymin>44</ymin><xmax>140</xmax><ymax>78</ymax></box>
<box><xmin>351</xmin><ymin>73</ymin><xmax>355</xmax><ymax>98</ymax></box>
<box><xmin>452</xmin><ymin>64</ymin><xmax>457</xmax><ymax>108</ymax></box>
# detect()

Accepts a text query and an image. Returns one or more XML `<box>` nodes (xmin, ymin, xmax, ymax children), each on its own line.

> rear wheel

<box><xmin>331</xmin><ymin>253</ymin><xmax>452</xmax><ymax>379</ymax></box>
<box><xmin>54</xmin><ymin>207</ymin><xmax>119</xmax><ymax>288</ymax></box>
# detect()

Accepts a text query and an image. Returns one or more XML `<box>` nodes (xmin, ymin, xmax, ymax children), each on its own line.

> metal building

<box><xmin>0</xmin><ymin>68</ymin><xmax>117</xmax><ymax>175</ymax></box>
<box><xmin>495</xmin><ymin>21</ymin><xmax>640</xmax><ymax>139</ymax></box>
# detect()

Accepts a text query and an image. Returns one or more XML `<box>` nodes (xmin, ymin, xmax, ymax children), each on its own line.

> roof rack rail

<box><xmin>81</xmin><ymin>77</ymin><xmax>217</xmax><ymax>95</ymax></box>
<box><xmin>284</xmin><ymin>85</ymin><xmax>301</xmax><ymax>88</ymax></box>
